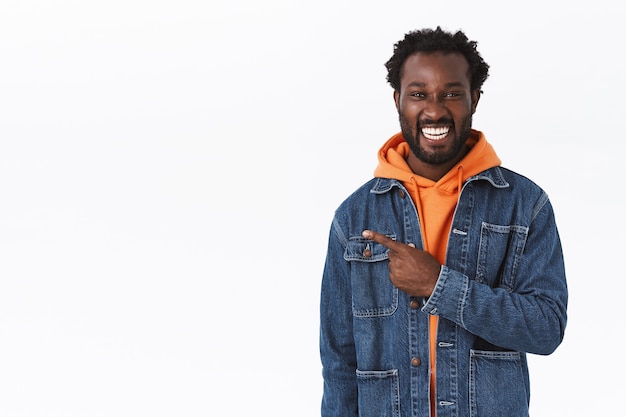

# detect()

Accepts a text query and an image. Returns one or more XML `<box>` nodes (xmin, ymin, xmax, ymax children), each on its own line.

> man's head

<box><xmin>385</xmin><ymin>27</ymin><xmax>490</xmax><ymax>179</ymax></box>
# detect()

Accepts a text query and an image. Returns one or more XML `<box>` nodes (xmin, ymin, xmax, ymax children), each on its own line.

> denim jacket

<box><xmin>320</xmin><ymin>166</ymin><xmax>568</xmax><ymax>417</ymax></box>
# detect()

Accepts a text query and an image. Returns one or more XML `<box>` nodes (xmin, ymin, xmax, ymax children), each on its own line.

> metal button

<box><xmin>363</xmin><ymin>243</ymin><xmax>372</xmax><ymax>258</ymax></box>
<box><xmin>411</xmin><ymin>357</ymin><xmax>421</xmax><ymax>367</ymax></box>
<box><xmin>410</xmin><ymin>300</ymin><xmax>420</xmax><ymax>309</ymax></box>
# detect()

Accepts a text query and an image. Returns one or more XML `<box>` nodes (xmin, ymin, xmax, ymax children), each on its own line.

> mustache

<box><xmin>418</xmin><ymin>117</ymin><xmax>454</xmax><ymax>127</ymax></box>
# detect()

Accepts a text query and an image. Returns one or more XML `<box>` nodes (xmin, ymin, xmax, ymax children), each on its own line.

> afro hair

<box><xmin>385</xmin><ymin>27</ymin><xmax>490</xmax><ymax>93</ymax></box>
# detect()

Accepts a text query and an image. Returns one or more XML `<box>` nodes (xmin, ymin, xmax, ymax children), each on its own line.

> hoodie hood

<box><xmin>373</xmin><ymin>129</ymin><xmax>501</xmax><ymax>193</ymax></box>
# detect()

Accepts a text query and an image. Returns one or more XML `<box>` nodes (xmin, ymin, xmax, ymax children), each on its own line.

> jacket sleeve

<box><xmin>319</xmin><ymin>217</ymin><xmax>359</xmax><ymax>417</ymax></box>
<box><xmin>422</xmin><ymin>195</ymin><xmax>568</xmax><ymax>355</ymax></box>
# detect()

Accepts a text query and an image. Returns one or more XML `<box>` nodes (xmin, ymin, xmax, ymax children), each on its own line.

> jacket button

<box><xmin>411</xmin><ymin>357</ymin><xmax>421</xmax><ymax>367</ymax></box>
<box><xmin>407</xmin><ymin>243</ymin><xmax>416</xmax><ymax>248</ymax></box>
<box><xmin>398</xmin><ymin>190</ymin><xmax>406</xmax><ymax>199</ymax></box>
<box><xmin>410</xmin><ymin>300</ymin><xmax>420</xmax><ymax>309</ymax></box>
<box><xmin>363</xmin><ymin>249</ymin><xmax>372</xmax><ymax>258</ymax></box>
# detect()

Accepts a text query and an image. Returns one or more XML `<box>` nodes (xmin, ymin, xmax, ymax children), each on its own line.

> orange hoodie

<box><xmin>373</xmin><ymin>129</ymin><xmax>501</xmax><ymax>417</ymax></box>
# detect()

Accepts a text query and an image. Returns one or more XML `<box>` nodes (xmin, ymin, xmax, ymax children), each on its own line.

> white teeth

<box><xmin>422</xmin><ymin>126</ymin><xmax>450</xmax><ymax>140</ymax></box>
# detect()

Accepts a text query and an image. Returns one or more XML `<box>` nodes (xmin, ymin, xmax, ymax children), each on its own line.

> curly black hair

<box><xmin>385</xmin><ymin>27</ymin><xmax>490</xmax><ymax>93</ymax></box>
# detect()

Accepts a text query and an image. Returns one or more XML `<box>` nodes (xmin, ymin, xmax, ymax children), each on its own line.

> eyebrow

<box><xmin>406</xmin><ymin>81</ymin><xmax>466</xmax><ymax>88</ymax></box>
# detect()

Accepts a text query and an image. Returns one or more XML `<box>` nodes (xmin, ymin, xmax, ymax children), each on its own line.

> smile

<box><xmin>421</xmin><ymin>126</ymin><xmax>450</xmax><ymax>141</ymax></box>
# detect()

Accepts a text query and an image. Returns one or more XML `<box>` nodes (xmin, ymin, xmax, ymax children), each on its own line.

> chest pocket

<box><xmin>344</xmin><ymin>236</ymin><xmax>398</xmax><ymax>317</ymax></box>
<box><xmin>476</xmin><ymin>222</ymin><xmax>528</xmax><ymax>291</ymax></box>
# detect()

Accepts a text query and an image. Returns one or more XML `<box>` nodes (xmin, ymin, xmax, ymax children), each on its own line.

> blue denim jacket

<box><xmin>320</xmin><ymin>166</ymin><xmax>568</xmax><ymax>417</ymax></box>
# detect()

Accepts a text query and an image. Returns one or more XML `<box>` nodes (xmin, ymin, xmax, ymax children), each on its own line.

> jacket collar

<box><xmin>370</xmin><ymin>166</ymin><xmax>510</xmax><ymax>194</ymax></box>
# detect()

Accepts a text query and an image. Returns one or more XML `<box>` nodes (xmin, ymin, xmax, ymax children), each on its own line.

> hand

<box><xmin>362</xmin><ymin>229</ymin><xmax>441</xmax><ymax>297</ymax></box>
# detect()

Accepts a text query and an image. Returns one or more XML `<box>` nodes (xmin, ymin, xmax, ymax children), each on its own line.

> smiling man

<box><xmin>320</xmin><ymin>27</ymin><xmax>568</xmax><ymax>417</ymax></box>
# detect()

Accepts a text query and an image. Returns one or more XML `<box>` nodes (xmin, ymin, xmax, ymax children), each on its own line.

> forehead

<box><xmin>400</xmin><ymin>52</ymin><xmax>471</xmax><ymax>88</ymax></box>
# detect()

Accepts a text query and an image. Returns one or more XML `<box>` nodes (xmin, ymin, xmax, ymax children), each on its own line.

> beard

<box><xmin>399</xmin><ymin>112</ymin><xmax>473</xmax><ymax>165</ymax></box>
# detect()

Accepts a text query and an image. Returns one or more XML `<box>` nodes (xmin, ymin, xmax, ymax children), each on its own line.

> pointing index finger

<box><xmin>362</xmin><ymin>230</ymin><xmax>403</xmax><ymax>250</ymax></box>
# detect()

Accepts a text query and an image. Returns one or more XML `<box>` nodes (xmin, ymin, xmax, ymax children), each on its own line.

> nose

<box><xmin>423</xmin><ymin>96</ymin><xmax>447</xmax><ymax>121</ymax></box>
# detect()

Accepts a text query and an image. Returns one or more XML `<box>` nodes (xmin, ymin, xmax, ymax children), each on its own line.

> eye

<box><xmin>443</xmin><ymin>92</ymin><xmax>463</xmax><ymax>99</ymax></box>
<box><xmin>409</xmin><ymin>92</ymin><xmax>426</xmax><ymax>99</ymax></box>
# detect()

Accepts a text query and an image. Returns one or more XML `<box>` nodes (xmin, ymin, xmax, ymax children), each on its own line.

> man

<box><xmin>319</xmin><ymin>27</ymin><xmax>568</xmax><ymax>417</ymax></box>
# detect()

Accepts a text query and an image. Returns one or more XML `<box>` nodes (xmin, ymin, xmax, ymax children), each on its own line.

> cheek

<box><xmin>451</xmin><ymin>103</ymin><xmax>474</xmax><ymax>121</ymax></box>
<box><xmin>399</xmin><ymin>102</ymin><xmax>421</xmax><ymax>120</ymax></box>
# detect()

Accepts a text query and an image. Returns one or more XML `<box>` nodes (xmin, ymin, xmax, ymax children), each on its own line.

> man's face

<box><xmin>395</xmin><ymin>52</ymin><xmax>479</xmax><ymax>167</ymax></box>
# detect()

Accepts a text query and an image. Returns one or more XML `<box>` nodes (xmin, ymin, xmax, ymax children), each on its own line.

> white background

<box><xmin>0</xmin><ymin>1</ymin><xmax>622</xmax><ymax>416</ymax></box>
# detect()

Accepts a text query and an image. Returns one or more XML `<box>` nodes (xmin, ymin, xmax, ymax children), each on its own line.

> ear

<box><xmin>393</xmin><ymin>90</ymin><xmax>400</xmax><ymax>111</ymax></box>
<box><xmin>471</xmin><ymin>89</ymin><xmax>481</xmax><ymax>114</ymax></box>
